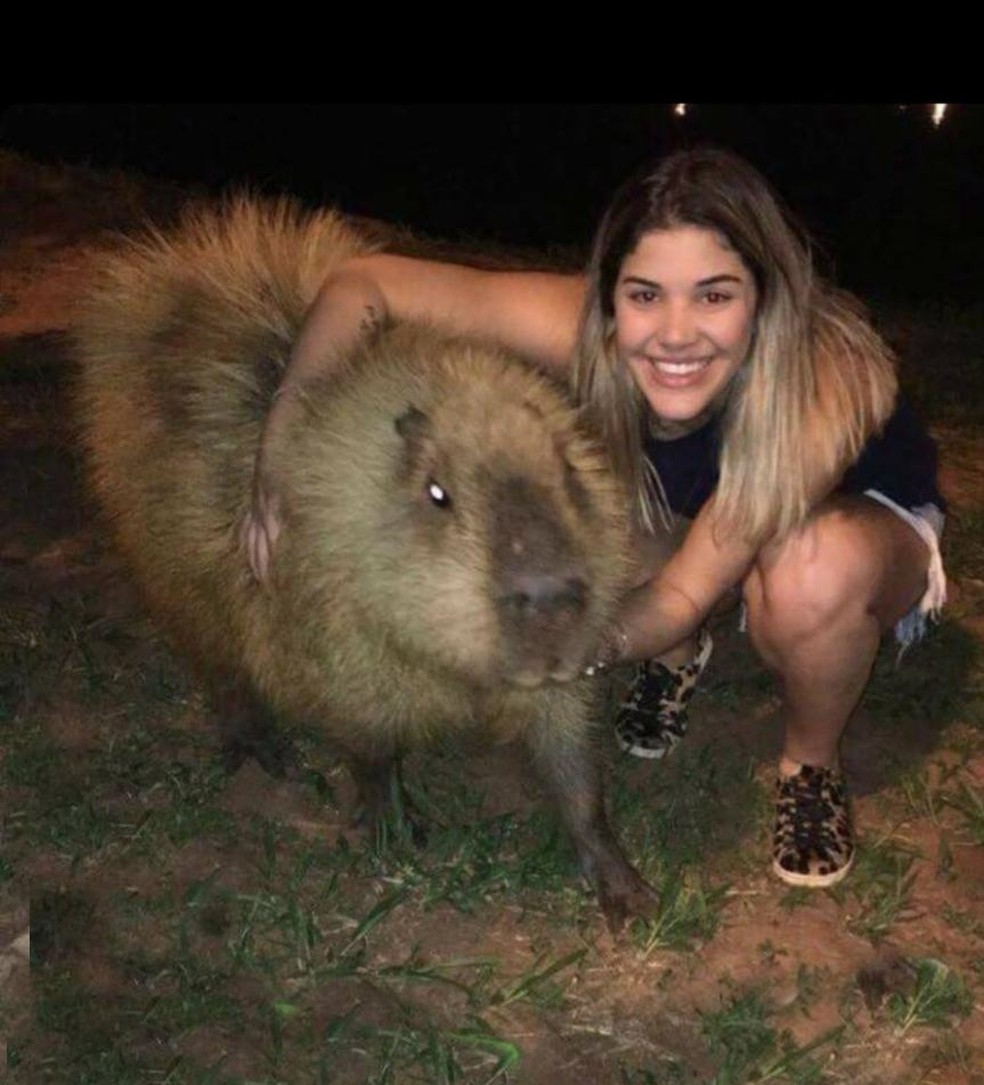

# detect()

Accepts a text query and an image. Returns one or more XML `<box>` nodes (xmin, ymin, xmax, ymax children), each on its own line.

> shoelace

<box><xmin>619</xmin><ymin>663</ymin><xmax>676</xmax><ymax>713</ymax></box>
<box><xmin>778</xmin><ymin>771</ymin><xmax>844</xmax><ymax>848</ymax></box>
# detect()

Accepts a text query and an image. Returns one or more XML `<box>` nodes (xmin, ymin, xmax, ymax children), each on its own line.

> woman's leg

<box><xmin>742</xmin><ymin>494</ymin><xmax>934</xmax><ymax>885</ymax></box>
<box><xmin>743</xmin><ymin>495</ymin><xmax>931</xmax><ymax>764</ymax></box>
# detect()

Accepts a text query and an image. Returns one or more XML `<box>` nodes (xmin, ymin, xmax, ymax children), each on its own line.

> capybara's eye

<box><xmin>426</xmin><ymin>479</ymin><xmax>452</xmax><ymax>509</ymax></box>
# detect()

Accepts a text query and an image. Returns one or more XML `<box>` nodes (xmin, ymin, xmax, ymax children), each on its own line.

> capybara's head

<box><xmin>274</xmin><ymin>324</ymin><xmax>631</xmax><ymax>690</ymax></box>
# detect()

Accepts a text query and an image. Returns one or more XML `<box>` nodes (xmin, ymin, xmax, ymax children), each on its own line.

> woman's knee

<box><xmin>744</xmin><ymin>500</ymin><xmax>921</xmax><ymax>643</ymax></box>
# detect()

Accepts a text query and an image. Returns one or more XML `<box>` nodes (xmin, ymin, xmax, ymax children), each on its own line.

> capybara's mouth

<box><xmin>504</xmin><ymin>657</ymin><xmax>585</xmax><ymax>689</ymax></box>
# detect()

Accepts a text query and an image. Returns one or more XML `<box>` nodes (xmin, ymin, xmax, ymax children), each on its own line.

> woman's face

<box><xmin>613</xmin><ymin>226</ymin><xmax>758</xmax><ymax>425</ymax></box>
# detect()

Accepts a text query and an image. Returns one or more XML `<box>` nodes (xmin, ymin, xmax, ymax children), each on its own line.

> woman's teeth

<box><xmin>653</xmin><ymin>357</ymin><xmax>710</xmax><ymax>375</ymax></box>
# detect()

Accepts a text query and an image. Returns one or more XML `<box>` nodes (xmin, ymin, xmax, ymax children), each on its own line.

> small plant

<box><xmin>897</xmin><ymin>766</ymin><xmax>945</xmax><ymax>823</ymax></box>
<box><xmin>888</xmin><ymin>958</ymin><xmax>973</xmax><ymax>1034</ymax></box>
<box><xmin>618</xmin><ymin>1061</ymin><xmax>688</xmax><ymax>1084</ymax></box>
<box><xmin>700</xmin><ymin>988</ymin><xmax>840</xmax><ymax>1085</ymax></box>
<box><xmin>632</xmin><ymin>867</ymin><xmax>729</xmax><ymax>957</ymax></box>
<box><xmin>942</xmin><ymin>902</ymin><xmax>984</xmax><ymax>939</ymax></box>
<box><xmin>484</xmin><ymin>947</ymin><xmax>586</xmax><ymax>1010</ymax></box>
<box><xmin>353</xmin><ymin>1019</ymin><xmax>520</xmax><ymax>1085</ymax></box>
<box><xmin>944</xmin><ymin>780</ymin><xmax>984</xmax><ymax>844</ymax></box>
<box><xmin>839</xmin><ymin>839</ymin><xmax>920</xmax><ymax>942</ymax></box>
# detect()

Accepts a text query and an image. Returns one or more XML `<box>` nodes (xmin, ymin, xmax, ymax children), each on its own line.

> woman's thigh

<box><xmin>748</xmin><ymin>494</ymin><xmax>933</xmax><ymax>634</ymax></box>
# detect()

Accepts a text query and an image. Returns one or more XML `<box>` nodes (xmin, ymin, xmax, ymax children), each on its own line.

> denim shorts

<box><xmin>863</xmin><ymin>489</ymin><xmax>947</xmax><ymax>653</ymax></box>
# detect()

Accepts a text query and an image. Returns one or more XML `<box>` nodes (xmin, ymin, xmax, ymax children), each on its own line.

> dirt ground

<box><xmin>1</xmin><ymin>149</ymin><xmax>983</xmax><ymax>1084</ymax></box>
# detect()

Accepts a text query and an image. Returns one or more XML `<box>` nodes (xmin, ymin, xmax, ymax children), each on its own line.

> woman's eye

<box><xmin>427</xmin><ymin>479</ymin><xmax>452</xmax><ymax>509</ymax></box>
<box><xmin>630</xmin><ymin>289</ymin><xmax>657</xmax><ymax>304</ymax></box>
<box><xmin>702</xmin><ymin>290</ymin><xmax>732</xmax><ymax>305</ymax></box>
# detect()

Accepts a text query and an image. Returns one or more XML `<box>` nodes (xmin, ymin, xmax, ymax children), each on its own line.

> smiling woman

<box><xmin>244</xmin><ymin>147</ymin><xmax>946</xmax><ymax>892</ymax></box>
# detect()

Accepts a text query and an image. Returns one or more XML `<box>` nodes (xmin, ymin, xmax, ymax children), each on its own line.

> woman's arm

<box><xmin>246</xmin><ymin>253</ymin><xmax>585</xmax><ymax>580</ymax></box>
<box><xmin>289</xmin><ymin>253</ymin><xmax>585</xmax><ymax>384</ymax></box>
<box><xmin>611</xmin><ymin>497</ymin><xmax>759</xmax><ymax>665</ymax></box>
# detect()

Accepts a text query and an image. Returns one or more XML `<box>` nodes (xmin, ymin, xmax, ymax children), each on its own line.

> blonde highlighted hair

<box><xmin>572</xmin><ymin>148</ymin><xmax>898</xmax><ymax>544</ymax></box>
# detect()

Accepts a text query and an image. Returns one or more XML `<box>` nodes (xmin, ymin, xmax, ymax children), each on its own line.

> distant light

<box><xmin>931</xmin><ymin>104</ymin><xmax>948</xmax><ymax>126</ymax></box>
<box><xmin>673</xmin><ymin>103</ymin><xmax>687</xmax><ymax>117</ymax></box>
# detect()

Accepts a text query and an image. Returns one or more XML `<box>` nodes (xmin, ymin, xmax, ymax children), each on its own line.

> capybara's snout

<box><xmin>491</xmin><ymin>474</ymin><xmax>599</xmax><ymax>686</ymax></box>
<box><xmin>501</xmin><ymin>570</ymin><xmax>588</xmax><ymax>619</ymax></box>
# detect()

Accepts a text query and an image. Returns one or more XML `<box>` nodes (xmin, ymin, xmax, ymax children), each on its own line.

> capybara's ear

<box><xmin>395</xmin><ymin>405</ymin><xmax>432</xmax><ymax>446</ymax></box>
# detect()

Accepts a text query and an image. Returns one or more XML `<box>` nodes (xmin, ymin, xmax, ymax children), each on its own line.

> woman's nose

<box><xmin>656</xmin><ymin>300</ymin><xmax>698</xmax><ymax>349</ymax></box>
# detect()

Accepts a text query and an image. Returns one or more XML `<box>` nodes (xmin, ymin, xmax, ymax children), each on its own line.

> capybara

<box><xmin>74</xmin><ymin>197</ymin><xmax>655</xmax><ymax>929</ymax></box>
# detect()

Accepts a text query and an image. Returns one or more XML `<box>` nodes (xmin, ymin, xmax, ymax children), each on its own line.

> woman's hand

<box><xmin>239</xmin><ymin>262</ymin><xmax>389</xmax><ymax>582</ymax></box>
<box><xmin>615</xmin><ymin>495</ymin><xmax>758</xmax><ymax>662</ymax></box>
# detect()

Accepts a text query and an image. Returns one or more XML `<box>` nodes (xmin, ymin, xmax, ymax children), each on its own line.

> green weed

<box><xmin>632</xmin><ymin>867</ymin><xmax>729</xmax><ymax>957</ymax></box>
<box><xmin>944</xmin><ymin>780</ymin><xmax>984</xmax><ymax>843</ymax></box>
<box><xmin>317</xmin><ymin>1016</ymin><xmax>520</xmax><ymax>1085</ymax></box>
<box><xmin>618</xmin><ymin>1061</ymin><xmax>689</xmax><ymax>1084</ymax></box>
<box><xmin>941</xmin><ymin>902</ymin><xmax>984</xmax><ymax>939</ymax></box>
<box><xmin>888</xmin><ymin>958</ymin><xmax>973</xmax><ymax>1034</ymax></box>
<box><xmin>700</xmin><ymin>989</ymin><xmax>841</xmax><ymax>1084</ymax></box>
<box><xmin>483</xmin><ymin>946</ymin><xmax>586</xmax><ymax>1010</ymax></box>
<box><xmin>838</xmin><ymin>839</ymin><xmax>920</xmax><ymax>942</ymax></box>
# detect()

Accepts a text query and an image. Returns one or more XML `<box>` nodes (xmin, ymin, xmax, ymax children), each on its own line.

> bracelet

<box><xmin>583</xmin><ymin>621</ymin><xmax>629</xmax><ymax>678</ymax></box>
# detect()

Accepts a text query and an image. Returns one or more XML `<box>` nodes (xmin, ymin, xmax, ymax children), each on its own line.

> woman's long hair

<box><xmin>572</xmin><ymin>148</ymin><xmax>898</xmax><ymax>544</ymax></box>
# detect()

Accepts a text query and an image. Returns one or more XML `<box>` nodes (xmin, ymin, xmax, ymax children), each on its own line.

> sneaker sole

<box><xmin>616</xmin><ymin>737</ymin><xmax>674</xmax><ymax>759</ymax></box>
<box><xmin>771</xmin><ymin>852</ymin><xmax>855</xmax><ymax>889</ymax></box>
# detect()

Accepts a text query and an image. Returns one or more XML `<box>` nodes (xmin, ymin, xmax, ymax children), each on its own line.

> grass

<box><xmin>7</xmin><ymin>566</ymin><xmax>984</xmax><ymax>1084</ymax></box>
<box><xmin>631</xmin><ymin>867</ymin><xmax>729</xmax><ymax>957</ymax></box>
<box><xmin>944</xmin><ymin>780</ymin><xmax>984</xmax><ymax>843</ymax></box>
<box><xmin>836</xmin><ymin>838</ymin><xmax>921</xmax><ymax>943</ymax></box>
<box><xmin>700</xmin><ymin>989</ymin><xmax>842</xmax><ymax>1085</ymax></box>
<box><xmin>887</xmin><ymin>958</ymin><xmax>974</xmax><ymax>1034</ymax></box>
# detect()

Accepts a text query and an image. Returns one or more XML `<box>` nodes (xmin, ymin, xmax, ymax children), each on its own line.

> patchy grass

<box><xmin>700</xmin><ymin>987</ymin><xmax>842</xmax><ymax>1084</ymax></box>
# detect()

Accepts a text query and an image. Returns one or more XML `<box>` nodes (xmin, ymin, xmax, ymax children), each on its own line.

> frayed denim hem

<box><xmin>863</xmin><ymin>490</ymin><xmax>947</xmax><ymax>658</ymax></box>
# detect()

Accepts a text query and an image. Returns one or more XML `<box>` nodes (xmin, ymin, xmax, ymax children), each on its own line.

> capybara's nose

<box><xmin>504</xmin><ymin>573</ymin><xmax>587</xmax><ymax>616</ymax></box>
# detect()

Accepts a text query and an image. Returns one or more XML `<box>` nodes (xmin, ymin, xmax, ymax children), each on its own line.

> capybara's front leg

<box><xmin>347</xmin><ymin>749</ymin><xmax>427</xmax><ymax>847</ymax></box>
<box><xmin>211</xmin><ymin>676</ymin><xmax>302</xmax><ymax>778</ymax></box>
<box><xmin>526</xmin><ymin>717</ymin><xmax>656</xmax><ymax>932</ymax></box>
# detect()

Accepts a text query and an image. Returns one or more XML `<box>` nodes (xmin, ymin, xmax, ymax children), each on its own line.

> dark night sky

<box><xmin>3</xmin><ymin>103</ymin><xmax>982</xmax><ymax>303</ymax></box>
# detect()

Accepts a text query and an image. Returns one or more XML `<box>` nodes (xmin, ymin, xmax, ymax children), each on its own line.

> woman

<box><xmin>246</xmin><ymin>149</ymin><xmax>946</xmax><ymax>890</ymax></box>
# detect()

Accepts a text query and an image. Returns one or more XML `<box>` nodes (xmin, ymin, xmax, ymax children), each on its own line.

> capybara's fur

<box><xmin>74</xmin><ymin>198</ymin><xmax>654</xmax><ymax>927</ymax></box>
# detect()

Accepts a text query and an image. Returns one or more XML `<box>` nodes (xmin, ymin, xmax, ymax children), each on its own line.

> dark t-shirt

<box><xmin>644</xmin><ymin>396</ymin><xmax>945</xmax><ymax>520</ymax></box>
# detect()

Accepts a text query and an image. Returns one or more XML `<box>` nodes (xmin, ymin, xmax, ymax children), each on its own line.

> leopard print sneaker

<box><xmin>772</xmin><ymin>763</ymin><xmax>855</xmax><ymax>888</ymax></box>
<box><xmin>614</xmin><ymin>626</ymin><xmax>713</xmax><ymax>759</ymax></box>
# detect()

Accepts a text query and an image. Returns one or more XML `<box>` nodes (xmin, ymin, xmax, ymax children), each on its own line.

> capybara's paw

<box><xmin>596</xmin><ymin>869</ymin><xmax>659</xmax><ymax>934</ymax></box>
<box><xmin>353</xmin><ymin>805</ymin><xmax>429</xmax><ymax>850</ymax></box>
<box><xmin>252</xmin><ymin>732</ymin><xmax>303</xmax><ymax>780</ymax></box>
<box><xmin>220</xmin><ymin>732</ymin><xmax>303</xmax><ymax>780</ymax></box>
<box><xmin>220</xmin><ymin>739</ymin><xmax>250</xmax><ymax>774</ymax></box>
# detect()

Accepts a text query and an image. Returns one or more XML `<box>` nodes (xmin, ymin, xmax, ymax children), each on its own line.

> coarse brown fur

<box><xmin>74</xmin><ymin>197</ymin><xmax>654</xmax><ymax>928</ymax></box>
